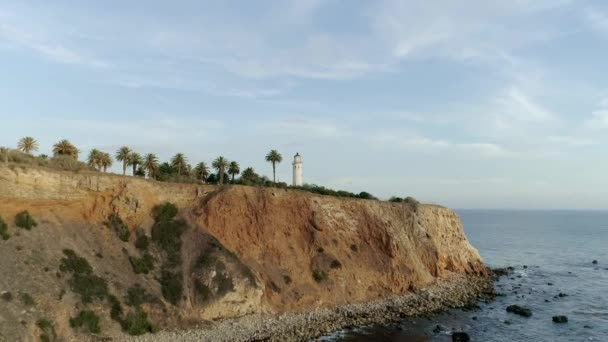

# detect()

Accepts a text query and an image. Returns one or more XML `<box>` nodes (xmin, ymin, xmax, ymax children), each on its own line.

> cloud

<box><xmin>585</xmin><ymin>97</ymin><xmax>608</xmax><ymax>129</ymax></box>
<box><xmin>0</xmin><ymin>22</ymin><xmax>109</xmax><ymax>68</ymax></box>
<box><xmin>585</xmin><ymin>7</ymin><xmax>608</xmax><ymax>34</ymax></box>
<box><xmin>373</xmin><ymin>134</ymin><xmax>509</xmax><ymax>158</ymax></box>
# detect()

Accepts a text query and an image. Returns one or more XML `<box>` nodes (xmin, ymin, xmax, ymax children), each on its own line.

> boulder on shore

<box><xmin>506</xmin><ymin>305</ymin><xmax>532</xmax><ymax>317</ymax></box>
<box><xmin>452</xmin><ymin>331</ymin><xmax>471</xmax><ymax>342</ymax></box>
<box><xmin>552</xmin><ymin>316</ymin><xmax>568</xmax><ymax>323</ymax></box>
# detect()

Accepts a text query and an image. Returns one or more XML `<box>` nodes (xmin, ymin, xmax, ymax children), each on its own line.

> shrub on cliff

<box><xmin>160</xmin><ymin>270</ymin><xmax>183</xmax><ymax>305</ymax></box>
<box><xmin>59</xmin><ymin>249</ymin><xmax>108</xmax><ymax>303</ymax></box>
<box><xmin>15</xmin><ymin>210</ymin><xmax>37</xmax><ymax>230</ymax></box>
<box><xmin>121</xmin><ymin>307</ymin><xmax>158</xmax><ymax>335</ymax></box>
<box><xmin>153</xmin><ymin>203</ymin><xmax>178</xmax><ymax>222</ymax></box>
<box><xmin>312</xmin><ymin>269</ymin><xmax>327</xmax><ymax>282</ymax></box>
<box><xmin>37</xmin><ymin>318</ymin><xmax>56</xmax><ymax>342</ymax></box>
<box><xmin>134</xmin><ymin>232</ymin><xmax>150</xmax><ymax>250</ymax></box>
<box><xmin>105</xmin><ymin>213</ymin><xmax>130</xmax><ymax>242</ymax></box>
<box><xmin>129</xmin><ymin>253</ymin><xmax>155</xmax><ymax>274</ymax></box>
<box><xmin>0</xmin><ymin>216</ymin><xmax>9</xmax><ymax>240</ymax></box>
<box><xmin>69</xmin><ymin>310</ymin><xmax>101</xmax><ymax>334</ymax></box>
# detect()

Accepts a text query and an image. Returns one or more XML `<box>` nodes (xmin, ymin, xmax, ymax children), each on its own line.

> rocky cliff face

<box><xmin>0</xmin><ymin>165</ymin><xmax>486</xmax><ymax>341</ymax></box>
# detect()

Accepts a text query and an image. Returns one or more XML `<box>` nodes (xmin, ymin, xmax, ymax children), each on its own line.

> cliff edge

<box><xmin>0</xmin><ymin>165</ymin><xmax>488</xmax><ymax>341</ymax></box>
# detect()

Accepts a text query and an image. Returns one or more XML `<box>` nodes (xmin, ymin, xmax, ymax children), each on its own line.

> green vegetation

<box><xmin>105</xmin><ymin>213</ymin><xmax>130</xmax><ymax>242</ymax></box>
<box><xmin>108</xmin><ymin>295</ymin><xmax>123</xmax><ymax>321</ymax></box>
<box><xmin>134</xmin><ymin>233</ymin><xmax>150</xmax><ymax>250</ymax></box>
<box><xmin>18</xmin><ymin>136</ymin><xmax>38</xmax><ymax>155</ymax></box>
<box><xmin>160</xmin><ymin>270</ymin><xmax>183</xmax><ymax>305</ymax></box>
<box><xmin>193</xmin><ymin>162</ymin><xmax>210</xmax><ymax>183</ymax></box>
<box><xmin>265</xmin><ymin>149</ymin><xmax>282</xmax><ymax>183</ymax></box>
<box><xmin>153</xmin><ymin>203</ymin><xmax>178</xmax><ymax>222</ymax></box>
<box><xmin>129</xmin><ymin>253</ymin><xmax>155</xmax><ymax>274</ymax></box>
<box><xmin>389</xmin><ymin>196</ymin><xmax>420</xmax><ymax>205</ymax></box>
<box><xmin>121</xmin><ymin>307</ymin><xmax>158</xmax><ymax>335</ymax></box>
<box><xmin>228</xmin><ymin>161</ymin><xmax>240</xmax><ymax>181</ymax></box>
<box><xmin>143</xmin><ymin>153</ymin><xmax>159</xmax><ymax>178</ymax></box>
<box><xmin>0</xmin><ymin>216</ymin><xmax>9</xmax><ymax>240</ymax></box>
<box><xmin>15</xmin><ymin>210</ymin><xmax>37</xmax><ymax>230</ymax></box>
<box><xmin>69</xmin><ymin>310</ymin><xmax>101</xmax><ymax>334</ymax></box>
<box><xmin>126</xmin><ymin>285</ymin><xmax>153</xmax><ymax>307</ymax></box>
<box><xmin>37</xmin><ymin>318</ymin><xmax>56</xmax><ymax>342</ymax></box>
<box><xmin>59</xmin><ymin>249</ymin><xmax>108</xmax><ymax>303</ymax></box>
<box><xmin>212</xmin><ymin>156</ymin><xmax>229</xmax><ymax>184</ymax></box>
<box><xmin>129</xmin><ymin>152</ymin><xmax>143</xmax><ymax>176</ymax></box>
<box><xmin>20</xmin><ymin>292</ymin><xmax>35</xmax><ymax>306</ymax></box>
<box><xmin>312</xmin><ymin>269</ymin><xmax>327</xmax><ymax>283</ymax></box>
<box><xmin>116</xmin><ymin>146</ymin><xmax>132</xmax><ymax>176</ymax></box>
<box><xmin>170</xmin><ymin>153</ymin><xmax>188</xmax><ymax>175</ymax></box>
<box><xmin>52</xmin><ymin>139</ymin><xmax>79</xmax><ymax>159</ymax></box>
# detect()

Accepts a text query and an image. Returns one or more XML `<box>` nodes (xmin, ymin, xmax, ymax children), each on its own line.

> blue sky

<box><xmin>1</xmin><ymin>0</ymin><xmax>608</xmax><ymax>209</ymax></box>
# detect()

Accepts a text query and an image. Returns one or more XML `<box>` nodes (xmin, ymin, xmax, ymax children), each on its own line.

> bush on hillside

<box><xmin>121</xmin><ymin>307</ymin><xmax>158</xmax><ymax>336</ymax></box>
<box><xmin>15</xmin><ymin>210</ymin><xmax>37</xmax><ymax>230</ymax></box>
<box><xmin>59</xmin><ymin>249</ymin><xmax>108</xmax><ymax>303</ymax></box>
<box><xmin>37</xmin><ymin>318</ymin><xmax>56</xmax><ymax>342</ymax></box>
<box><xmin>134</xmin><ymin>232</ymin><xmax>150</xmax><ymax>250</ymax></box>
<box><xmin>312</xmin><ymin>269</ymin><xmax>327</xmax><ymax>282</ymax></box>
<box><xmin>105</xmin><ymin>213</ymin><xmax>130</xmax><ymax>242</ymax></box>
<box><xmin>129</xmin><ymin>253</ymin><xmax>155</xmax><ymax>274</ymax></box>
<box><xmin>69</xmin><ymin>310</ymin><xmax>101</xmax><ymax>334</ymax></box>
<box><xmin>160</xmin><ymin>270</ymin><xmax>183</xmax><ymax>305</ymax></box>
<box><xmin>153</xmin><ymin>203</ymin><xmax>178</xmax><ymax>222</ymax></box>
<box><xmin>0</xmin><ymin>216</ymin><xmax>9</xmax><ymax>240</ymax></box>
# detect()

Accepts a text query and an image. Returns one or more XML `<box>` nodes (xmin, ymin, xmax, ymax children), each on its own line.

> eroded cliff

<box><xmin>0</xmin><ymin>165</ymin><xmax>486</xmax><ymax>341</ymax></box>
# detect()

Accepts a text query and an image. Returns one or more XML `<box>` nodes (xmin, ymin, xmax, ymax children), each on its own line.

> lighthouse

<box><xmin>293</xmin><ymin>153</ymin><xmax>303</xmax><ymax>186</ymax></box>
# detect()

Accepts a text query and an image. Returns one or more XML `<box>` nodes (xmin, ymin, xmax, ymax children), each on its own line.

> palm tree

<box><xmin>142</xmin><ymin>153</ymin><xmax>159</xmax><ymax>178</ymax></box>
<box><xmin>171</xmin><ymin>153</ymin><xmax>188</xmax><ymax>175</ymax></box>
<box><xmin>193</xmin><ymin>162</ymin><xmax>210</xmax><ymax>183</ymax></box>
<box><xmin>128</xmin><ymin>152</ymin><xmax>143</xmax><ymax>176</ymax></box>
<box><xmin>265</xmin><ymin>149</ymin><xmax>282</xmax><ymax>183</ymax></box>
<box><xmin>115</xmin><ymin>146</ymin><xmax>131</xmax><ymax>176</ymax></box>
<box><xmin>228</xmin><ymin>161</ymin><xmax>240</xmax><ymax>182</ymax></box>
<box><xmin>53</xmin><ymin>139</ymin><xmax>79</xmax><ymax>159</ymax></box>
<box><xmin>87</xmin><ymin>149</ymin><xmax>103</xmax><ymax>171</ymax></box>
<box><xmin>100</xmin><ymin>152</ymin><xmax>112</xmax><ymax>172</ymax></box>
<box><xmin>17</xmin><ymin>137</ymin><xmax>39</xmax><ymax>155</ymax></box>
<box><xmin>212</xmin><ymin>156</ymin><xmax>229</xmax><ymax>184</ymax></box>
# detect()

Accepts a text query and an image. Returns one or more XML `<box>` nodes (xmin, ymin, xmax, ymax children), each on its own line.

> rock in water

<box><xmin>552</xmin><ymin>316</ymin><xmax>568</xmax><ymax>323</ymax></box>
<box><xmin>452</xmin><ymin>332</ymin><xmax>471</xmax><ymax>342</ymax></box>
<box><xmin>506</xmin><ymin>305</ymin><xmax>532</xmax><ymax>317</ymax></box>
<box><xmin>592</xmin><ymin>260</ymin><xmax>598</xmax><ymax>264</ymax></box>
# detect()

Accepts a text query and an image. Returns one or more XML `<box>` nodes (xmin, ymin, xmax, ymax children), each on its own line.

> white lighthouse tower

<box><xmin>292</xmin><ymin>153</ymin><xmax>303</xmax><ymax>186</ymax></box>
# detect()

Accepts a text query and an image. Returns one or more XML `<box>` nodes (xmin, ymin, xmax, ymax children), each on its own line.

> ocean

<box><xmin>320</xmin><ymin>210</ymin><xmax>608</xmax><ymax>341</ymax></box>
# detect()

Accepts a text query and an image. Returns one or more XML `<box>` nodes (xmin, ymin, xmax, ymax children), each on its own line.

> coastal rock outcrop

<box><xmin>0</xmin><ymin>165</ymin><xmax>488</xmax><ymax>341</ymax></box>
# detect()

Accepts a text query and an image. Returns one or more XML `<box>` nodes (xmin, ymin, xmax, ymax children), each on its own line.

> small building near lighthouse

<box><xmin>293</xmin><ymin>153</ymin><xmax>303</xmax><ymax>186</ymax></box>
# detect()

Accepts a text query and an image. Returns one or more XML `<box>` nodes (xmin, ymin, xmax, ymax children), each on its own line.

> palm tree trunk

<box><xmin>272</xmin><ymin>162</ymin><xmax>276</xmax><ymax>183</ymax></box>
<box><xmin>219</xmin><ymin>168</ymin><xmax>224</xmax><ymax>184</ymax></box>
<box><xmin>231</xmin><ymin>174</ymin><xmax>235</xmax><ymax>182</ymax></box>
<box><xmin>132</xmin><ymin>164</ymin><xmax>137</xmax><ymax>175</ymax></box>
<box><xmin>123</xmin><ymin>162</ymin><xmax>127</xmax><ymax>176</ymax></box>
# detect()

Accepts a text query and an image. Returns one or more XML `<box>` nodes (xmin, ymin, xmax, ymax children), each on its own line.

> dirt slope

<box><xmin>0</xmin><ymin>165</ymin><xmax>486</xmax><ymax>341</ymax></box>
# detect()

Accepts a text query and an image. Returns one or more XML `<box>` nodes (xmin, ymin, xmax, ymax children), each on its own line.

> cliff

<box><xmin>0</xmin><ymin>165</ymin><xmax>487</xmax><ymax>341</ymax></box>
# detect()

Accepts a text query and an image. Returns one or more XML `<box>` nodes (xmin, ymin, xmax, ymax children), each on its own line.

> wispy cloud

<box><xmin>585</xmin><ymin>7</ymin><xmax>608</xmax><ymax>34</ymax></box>
<box><xmin>0</xmin><ymin>22</ymin><xmax>110</xmax><ymax>68</ymax></box>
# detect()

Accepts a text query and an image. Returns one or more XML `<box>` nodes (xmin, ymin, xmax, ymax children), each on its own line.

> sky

<box><xmin>1</xmin><ymin>0</ymin><xmax>608</xmax><ymax>209</ymax></box>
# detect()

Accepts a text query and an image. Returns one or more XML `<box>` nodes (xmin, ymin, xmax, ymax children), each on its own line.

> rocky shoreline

<box><xmin>126</xmin><ymin>273</ymin><xmax>495</xmax><ymax>342</ymax></box>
